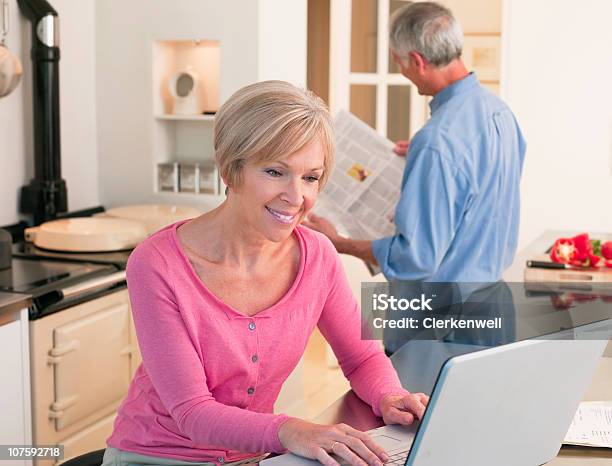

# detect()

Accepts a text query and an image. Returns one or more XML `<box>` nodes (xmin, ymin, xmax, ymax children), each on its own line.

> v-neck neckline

<box><xmin>171</xmin><ymin>219</ymin><xmax>307</xmax><ymax>319</ymax></box>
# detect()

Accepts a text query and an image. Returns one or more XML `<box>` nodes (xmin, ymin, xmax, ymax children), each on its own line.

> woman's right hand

<box><xmin>277</xmin><ymin>418</ymin><xmax>389</xmax><ymax>466</ymax></box>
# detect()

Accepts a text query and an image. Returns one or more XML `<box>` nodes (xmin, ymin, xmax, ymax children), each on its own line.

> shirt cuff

<box><xmin>267</xmin><ymin>414</ymin><xmax>292</xmax><ymax>453</ymax></box>
<box><xmin>371</xmin><ymin>236</ymin><xmax>393</xmax><ymax>276</ymax></box>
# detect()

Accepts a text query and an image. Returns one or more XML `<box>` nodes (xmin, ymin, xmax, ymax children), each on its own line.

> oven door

<box><xmin>48</xmin><ymin>299</ymin><xmax>133</xmax><ymax>430</ymax></box>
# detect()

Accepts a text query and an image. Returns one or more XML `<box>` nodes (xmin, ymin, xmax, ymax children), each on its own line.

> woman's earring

<box><xmin>225</xmin><ymin>186</ymin><xmax>229</xmax><ymax>196</ymax></box>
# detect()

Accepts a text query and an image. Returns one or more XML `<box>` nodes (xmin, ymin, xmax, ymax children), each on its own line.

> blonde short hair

<box><xmin>214</xmin><ymin>80</ymin><xmax>334</xmax><ymax>190</ymax></box>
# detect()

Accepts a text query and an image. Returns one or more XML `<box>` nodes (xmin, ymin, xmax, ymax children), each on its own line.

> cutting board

<box><xmin>524</xmin><ymin>254</ymin><xmax>612</xmax><ymax>282</ymax></box>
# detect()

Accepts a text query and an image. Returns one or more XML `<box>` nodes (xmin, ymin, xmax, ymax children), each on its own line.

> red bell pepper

<box><xmin>550</xmin><ymin>238</ymin><xmax>577</xmax><ymax>263</ymax></box>
<box><xmin>571</xmin><ymin>233</ymin><xmax>592</xmax><ymax>261</ymax></box>
<box><xmin>587</xmin><ymin>253</ymin><xmax>601</xmax><ymax>267</ymax></box>
<box><xmin>602</xmin><ymin>241</ymin><xmax>612</xmax><ymax>260</ymax></box>
<box><xmin>550</xmin><ymin>234</ymin><xmax>609</xmax><ymax>268</ymax></box>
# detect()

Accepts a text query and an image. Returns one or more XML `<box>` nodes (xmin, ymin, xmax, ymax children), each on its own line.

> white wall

<box><xmin>258</xmin><ymin>0</ymin><xmax>307</xmax><ymax>83</ymax></box>
<box><xmin>0</xmin><ymin>0</ymin><xmax>98</xmax><ymax>226</ymax></box>
<box><xmin>502</xmin><ymin>0</ymin><xmax>612</xmax><ymax>249</ymax></box>
<box><xmin>96</xmin><ymin>0</ymin><xmax>307</xmax><ymax>209</ymax></box>
<box><xmin>54</xmin><ymin>0</ymin><xmax>99</xmax><ymax>213</ymax></box>
<box><xmin>0</xmin><ymin>0</ymin><xmax>27</xmax><ymax>226</ymax></box>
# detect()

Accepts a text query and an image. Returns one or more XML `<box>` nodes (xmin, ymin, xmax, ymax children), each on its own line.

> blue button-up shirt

<box><xmin>372</xmin><ymin>73</ymin><xmax>526</xmax><ymax>282</ymax></box>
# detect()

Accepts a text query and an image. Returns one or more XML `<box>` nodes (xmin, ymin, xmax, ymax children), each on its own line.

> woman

<box><xmin>104</xmin><ymin>81</ymin><xmax>428</xmax><ymax>466</ymax></box>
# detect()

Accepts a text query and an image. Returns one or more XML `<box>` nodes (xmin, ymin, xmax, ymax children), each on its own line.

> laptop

<box><xmin>262</xmin><ymin>337</ymin><xmax>607</xmax><ymax>466</ymax></box>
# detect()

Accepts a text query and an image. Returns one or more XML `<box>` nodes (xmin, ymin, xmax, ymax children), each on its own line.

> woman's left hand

<box><xmin>379</xmin><ymin>393</ymin><xmax>429</xmax><ymax>426</ymax></box>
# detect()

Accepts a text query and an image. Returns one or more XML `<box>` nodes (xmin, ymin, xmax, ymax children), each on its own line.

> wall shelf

<box><xmin>151</xmin><ymin>191</ymin><xmax>225</xmax><ymax>212</ymax></box>
<box><xmin>152</xmin><ymin>39</ymin><xmax>221</xmax><ymax>196</ymax></box>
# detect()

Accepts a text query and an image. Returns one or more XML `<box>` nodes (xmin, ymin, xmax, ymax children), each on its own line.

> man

<box><xmin>307</xmin><ymin>1</ymin><xmax>526</xmax><ymax>284</ymax></box>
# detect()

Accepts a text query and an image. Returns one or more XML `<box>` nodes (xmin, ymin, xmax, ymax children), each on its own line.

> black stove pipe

<box><xmin>17</xmin><ymin>0</ymin><xmax>67</xmax><ymax>226</ymax></box>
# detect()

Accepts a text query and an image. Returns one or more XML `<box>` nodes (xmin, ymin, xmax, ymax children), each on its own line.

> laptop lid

<box><xmin>405</xmin><ymin>338</ymin><xmax>608</xmax><ymax>466</ymax></box>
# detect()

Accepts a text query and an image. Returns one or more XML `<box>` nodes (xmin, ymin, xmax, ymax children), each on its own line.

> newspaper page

<box><xmin>315</xmin><ymin>110</ymin><xmax>405</xmax><ymax>240</ymax></box>
<box><xmin>564</xmin><ymin>401</ymin><xmax>612</xmax><ymax>448</ymax></box>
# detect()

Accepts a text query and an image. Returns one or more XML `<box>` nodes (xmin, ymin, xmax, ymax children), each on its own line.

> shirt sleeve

<box><xmin>371</xmin><ymin>146</ymin><xmax>473</xmax><ymax>281</ymax></box>
<box><xmin>126</xmin><ymin>243</ymin><xmax>290</xmax><ymax>454</ymax></box>
<box><xmin>316</xmin><ymin>239</ymin><xmax>410</xmax><ymax>416</ymax></box>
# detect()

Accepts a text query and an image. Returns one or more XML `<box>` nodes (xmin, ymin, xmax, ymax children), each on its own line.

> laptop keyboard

<box><xmin>384</xmin><ymin>450</ymin><xmax>410</xmax><ymax>465</ymax></box>
<box><xmin>335</xmin><ymin>450</ymin><xmax>409</xmax><ymax>466</ymax></box>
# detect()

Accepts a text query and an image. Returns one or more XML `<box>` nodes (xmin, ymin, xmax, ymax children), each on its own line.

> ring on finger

<box><xmin>330</xmin><ymin>441</ymin><xmax>340</xmax><ymax>453</ymax></box>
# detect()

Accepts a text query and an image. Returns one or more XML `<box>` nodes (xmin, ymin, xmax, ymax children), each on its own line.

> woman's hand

<box><xmin>380</xmin><ymin>393</ymin><xmax>429</xmax><ymax>426</ymax></box>
<box><xmin>278</xmin><ymin>418</ymin><xmax>389</xmax><ymax>466</ymax></box>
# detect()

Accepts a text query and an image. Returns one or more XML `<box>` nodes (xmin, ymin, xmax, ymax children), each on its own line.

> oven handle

<box><xmin>49</xmin><ymin>395</ymin><xmax>79</xmax><ymax>419</ymax></box>
<box><xmin>47</xmin><ymin>339</ymin><xmax>81</xmax><ymax>364</ymax></box>
<box><xmin>34</xmin><ymin>271</ymin><xmax>127</xmax><ymax>310</ymax></box>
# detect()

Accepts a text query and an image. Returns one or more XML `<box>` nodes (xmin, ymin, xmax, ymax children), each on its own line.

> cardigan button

<box><xmin>248</xmin><ymin>322</ymin><xmax>256</xmax><ymax>331</ymax></box>
<box><xmin>251</xmin><ymin>354</ymin><xmax>258</xmax><ymax>363</ymax></box>
<box><xmin>247</xmin><ymin>387</ymin><xmax>255</xmax><ymax>395</ymax></box>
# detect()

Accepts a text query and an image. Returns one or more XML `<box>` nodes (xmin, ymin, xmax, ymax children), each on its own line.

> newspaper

<box><xmin>564</xmin><ymin>401</ymin><xmax>612</xmax><ymax>448</ymax></box>
<box><xmin>315</xmin><ymin>110</ymin><xmax>405</xmax><ymax>241</ymax></box>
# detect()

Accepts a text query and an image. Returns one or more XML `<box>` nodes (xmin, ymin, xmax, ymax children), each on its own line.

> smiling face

<box><xmin>231</xmin><ymin>138</ymin><xmax>325</xmax><ymax>243</ymax></box>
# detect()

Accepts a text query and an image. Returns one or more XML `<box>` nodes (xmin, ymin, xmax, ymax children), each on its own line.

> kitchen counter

<box><xmin>503</xmin><ymin>230</ymin><xmax>612</xmax><ymax>282</ymax></box>
<box><xmin>316</xmin><ymin>231</ymin><xmax>612</xmax><ymax>464</ymax></box>
<box><xmin>501</xmin><ymin>230</ymin><xmax>612</xmax><ymax>464</ymax></box>
<box><xmin>0</xmin><ymin>291</ymin><xmax>31</xmax><ymax>319</ymax></box>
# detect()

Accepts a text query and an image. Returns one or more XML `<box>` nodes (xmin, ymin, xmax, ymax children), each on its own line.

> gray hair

<box><xmin>389</xmin><ymin>1</ymin><xmax>463</xmax><ymax>67</ymax></box>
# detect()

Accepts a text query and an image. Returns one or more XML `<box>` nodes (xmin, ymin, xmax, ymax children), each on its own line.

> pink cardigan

<box><xmin>107</xmin><ymin>221</ymin><xmax>408</xmax><ymax>464</ymax></box>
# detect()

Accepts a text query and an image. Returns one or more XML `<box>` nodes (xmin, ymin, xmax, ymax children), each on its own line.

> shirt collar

<box><xmin>429</xmin><ymin>72</ymin><xmax>478</xmax><ymax>114</ymax></box>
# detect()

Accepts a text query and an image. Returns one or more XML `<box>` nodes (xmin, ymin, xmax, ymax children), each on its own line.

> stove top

<box><xmin>0</xmin><ymin>256</ymin><xmax>125</xmax><ymax>319</ymax></box>
<box><xmin>12</xmin><ymin>241</ymin><xmax>132</xmax><ymax>269</ymax></box>
<box><xmin>2</xmin><ymin>212</ymin><xmax>133</xmax><ymax>270</ymax></box>
<box><xmin>0</xmin><ymin>211</ymin><xmax>132</xmax><ymax>319</ymax></box>
<box><xmin>13</xmin><ymin>243</ymin><xmax>132</xmax><ymax>270</ymax></box>
<box><xmin>0</xmin><ymin>257</ymin><xmax>114</xmax><ymax>295</ymax></box>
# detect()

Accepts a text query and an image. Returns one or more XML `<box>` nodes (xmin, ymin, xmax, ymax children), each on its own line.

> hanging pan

<box><xmin>0</xmin><ymin>0</ymin><xmax>22</xmax><ymax>97</ymax></box>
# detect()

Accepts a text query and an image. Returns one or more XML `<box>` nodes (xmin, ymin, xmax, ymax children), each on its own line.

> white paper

<box><xmin>315</xmin><ymin>110</ymin><xmax>405</xmax><ymax>241</ymax></box>
<box><xmin>564</xmin><ymin>401</ymin><xmax>612</xmax><ymax>448</ymax></box>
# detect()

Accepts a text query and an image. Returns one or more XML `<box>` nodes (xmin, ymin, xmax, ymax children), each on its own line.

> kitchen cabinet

<box><xmin>30</xmin><ymin>289</ymin><xmax>140</xmax><ymax>466</ymax></box>
<box><xmin>0</xmin><ymin>294</ymin><xmax>32</xmax><ymax>466</ymax></box>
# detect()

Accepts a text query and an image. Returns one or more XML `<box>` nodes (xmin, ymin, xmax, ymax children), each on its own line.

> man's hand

<box><xmin>380</xmin><ymin>393</ymin><xmax>429</xmax><ymax>426</ymax></box>
<box><xmin>303</xmin><ymin>213</ymin><xmax>340</xmax><ymax>242</ymax></box>
<box><xmin>393</xmin><ymin>140</ymin><xmax>410</xmax><ymax>156</ymax></box>
<box><xmin>278</xmin><ymin>418</ymin><xmax>389</xmax><ymax>466</ymax></box>
<box><xmin>303</xmin><ymin>213</ymin><xmax>378</xmax><ymax>265</ymax></box>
